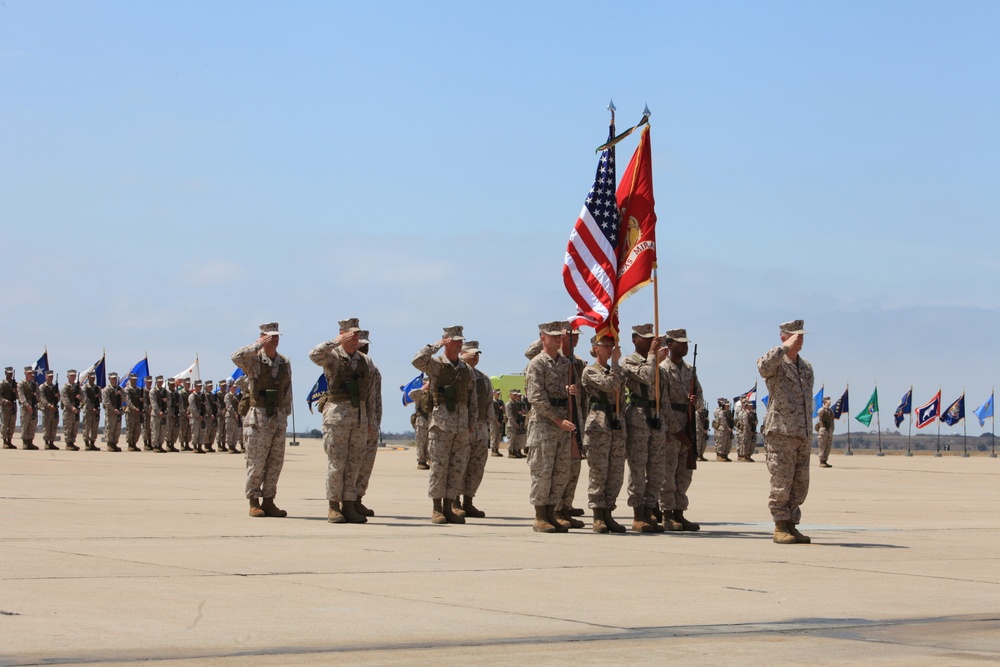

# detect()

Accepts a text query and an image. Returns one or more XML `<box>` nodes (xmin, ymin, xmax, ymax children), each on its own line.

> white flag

<box><xmin>173</xmin><ymin>359</ymin><xmax>200</xmax><ymax>382</ymax></box>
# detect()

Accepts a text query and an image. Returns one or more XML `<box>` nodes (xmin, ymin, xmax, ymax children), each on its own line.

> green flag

<box><xmin>855</xmin><ymin>388</ymin><xmax>879</xmax><ymax>426</ymax></box>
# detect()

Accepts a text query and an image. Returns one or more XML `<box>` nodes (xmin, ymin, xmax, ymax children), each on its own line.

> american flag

<box><xmin>563</xmin><ymin>124</ymin><xmax>621</xmax><ymax>331</ymax></box>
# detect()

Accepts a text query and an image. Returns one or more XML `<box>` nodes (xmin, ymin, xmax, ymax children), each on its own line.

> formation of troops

<box><xmin>6</xmin><ymin>318</ymin><xmax>818</xmax><ymax>545</ymax></box>
<box><xmin>0</xmin><ymin>366</ymin><xmax>245</xmax><ymax>454</ymax></box>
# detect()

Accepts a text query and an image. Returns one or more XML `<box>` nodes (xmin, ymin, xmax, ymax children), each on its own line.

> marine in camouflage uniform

<box><xmin>38</xmin><ymin>370</ymin><xmax>60</xmax><ymax>450</ymax></box>
<box><xmin>816</xmin><ymin>397</ymin><xmax>834</xmax><ymax>468</ymax></box>
<box><xmin>459</xmin><ymin>341</ymin><xmax>492</xmax><ymax>519</ymax></box>
<box><xmin>203</xmin><ymin>380</ymin><xmax>219</xmax><ymax>452</ymax></box>
<box><xmin>232</xmin><ymin>322</ymin><xmax>293</xmax><ymax>518</ymax></box>
<box><xmin>411</xmin><ymin>325</ymin><xmax>477</xmax><ymax>525</ymax></box>
<box><xmin>525</xmin><ymin>321</ymin><xmax>576</xmax><ymax>534</ymax></box>
<box><xmin>757</xmin><ymin>319</ymin><xmax>815</xmax><ymax>545</ymax></box>
<box><xmin>60</xmin><ymin>370</ymin><xmax>82</xmax><ymax>451</ymax></box>
<box><xmin>505</xmin><ymin>390</ymin><xmax>528</xmax><ymax>458</ymax></box>
<box><xmin>142</xmin><ymin>376</ymin><xmax>153</xmax><ymax>450</ymax></box>
<box><xmin>177</xmin><ymin>378</ymin><xmax>192</xmax><ymax>451</ymax></box>
<box><xmin>102</xmin><ymin>373</ymin><xmax>124</xmax><ymax>452</ymax></box>
<box><xmin>581</xmin><ymin>335</ymin><xmax>627</xmax><ymax>534</ymax></box>
<box><xmin>659</xmin><ymin>328</ymin><xmax>704</xmax><ymax>532</ymax></box>
<box><xmin>489</xmin><ymin>389</ymin><xmax>505</xmax><ymax>457</ymax></box>
<box><xmin>1</xmin><ymin>367</ymin><xmax>17</xmax><ymax>449</ymax></box>
<box><xmin>164</xmin><ymin>378</ymin><xmax>180</xmax><ymax>452</ymax></box>
<box><xmin>81</xmin><ymin>374</ymin><xmax>102</xmax><ymax>450</ymax></box>
<box><xmin>736</xmin><ymin>400</ymin><xmax>759</xmax><ymax>462</ymax></box>
<box><xmin>188</xmin><ymin>380</ymin><xmax>207</xmax><ymax>453</ymax></box>
<box><xmin>17</xmin><ymin>367</ymin><xmax>39</xmax><ymax>450</ymax></box>
<box><xmin>123</xmin><ymin>374</ymin><xmax>144</xmax><ymax>451</ymax></box>
<box><xmin>148</xmin><ymin>375</ymin><xmax>167</xmax><ymax>452</ymax></box>
<box><xmin>622</xmin><ymin>324</ymin><xmax>666</xmax><ymax>533</ymax></box>
<box><xmin>712</xmin><ymin>399</ymin><xmax>734</xmax><ymax>462</ymax></box>
<box><xmin>695</xmin><ymin>405</ymin><xmax>710</xmax><ymax>461</ymax></box>
<box><xmin>409</xmin><ymin>381</ymin><xmax>431</xmax><ymax>469</ymax></box>
<box><xmin>354</xmin><ymin>330</ymin><xmax>383</xmax><ymax>517</ymax></box>
<box><xmin>224</xmin><ymin>382</ymin><xmax>241</xmax><ymax>453</ymax></box>
<box><xmin>558</xmin><ymin>330</ymin><xmax>587</xmax><ymax>526</ymax></box>
<box><xmin>309</xmin><ymin>318</ymin><xmax>376</xmax><ymax>525</ymax></box>
<box><xmin>215</xmin><ymin>379</ymin><xmax>229</xmax><ymax>452</ymax></box>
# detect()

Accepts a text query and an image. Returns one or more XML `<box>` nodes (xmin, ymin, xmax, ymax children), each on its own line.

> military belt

<box><xmin>670</xmin><ymin>402</ymin><xmax>688</xmax><ymax>412</ymax></box>
<box><xmin>548</xmin><ymin>398</ymin><xmax>568</xmax><ymax>408</ymax></box>
<box><xmin>628</xmin><ymin>397</ymin><xmax>653</xmax><ymax>408</ymax></box>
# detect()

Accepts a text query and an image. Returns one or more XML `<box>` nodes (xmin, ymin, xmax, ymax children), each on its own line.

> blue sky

<box><xmin>2</xmin><ymin>1</ymin><xmax>999</xmax><ymax>434</ymax></box>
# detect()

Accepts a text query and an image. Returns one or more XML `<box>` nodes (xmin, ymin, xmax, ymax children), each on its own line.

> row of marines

<box><xmin>0</xmin><ymin>366</ymin><xmax>244</xmax><ymax>454</ymax></box>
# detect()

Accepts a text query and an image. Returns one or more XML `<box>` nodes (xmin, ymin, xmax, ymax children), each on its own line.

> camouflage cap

<box><xmin>67</xmin><ymin>369</ymin><xmax>77</xmax><ymax>375</ymax></box>
<box><xmin>779</xmin><ymin>320</ymin><xmax>807</xmax><ymax>335</ymax></box>
<box><xmin>339</xmin><ymin>318</ymin><xmax>361</xmax><ymax>333</ymax></box>
<box><xmin>357</xmin><ymin>330</ymin><xmax>371</xmax><ymax>344</ymax></box>
<box><xmin>205</xmin><ymin>380</ymin><xmax>213</xmax><ymax>386</ymax></box>
<box><xmin>167</xmin><ymin>377</ymin><xmax>176</xmax><ymax>385</ymax></box>
<box><xmin>45</xmin><ymin>370</ymin><xmax>54</xmax><ymax>377</ymax></box>
<box><xmin>129</xmin><ymin>373</ymin><xmax>138</xmax><ymax>380</ymax></box>
<box><xmin>193</xmin><ymin>380</ymin><xmax>203</xmax><ymax>386</ymax></box>
<box><xmin>4</xmin><ymin>367</ymin><xmax>12</xmax><ymax>372</ymax></box>
<box><xmin>259</xmin><ymin>322</ymin><xmax>281</xmax><ymax>336</ymax></box>
<box><xmin>218</xmin><ymin>378</ymin><xmax>227</xmax><ymax>385</ymax></box>
<box><xmin>718</xmin><ymin>397</ymin><xmax>729</xmax><ymax>406</ymax></box>
<box><xmin>23</xmin><ymin>366</ymin><xmax>33</xmax><ymax>373</ymax></box>
<box><xmin>632</xmin><ymin>323</ymin><xmax>655</xmax><ymax>338</ymax></box>
<box><xmin>108</xmin><ymin>372</ymin><xmax>119</xmax><ymax>379</ymax></box>
<box><xmin>665</xmin><ymin>328</ymin><xmax>690</xmax><ymax>343</ymax></box>
<box><xmin>538</xmin><ymin>321</ymin><xmax>568</xmax><ymax>336</ymax></box>
<box><xmin>462</xmin><ymin>340</ymin><xmax>481</xmax><ymax>354</ymax></box>
<box><xmin>155</xmin><ymin>375</ymin><xmax>164</xmax><ymax>381</ymax></box>
<box><xmin>442</xmin><ymin>325</ymin><xmax>465</xmax><ymax>341</ymax></box>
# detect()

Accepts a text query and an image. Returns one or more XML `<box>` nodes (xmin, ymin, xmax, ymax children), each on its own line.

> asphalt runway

<box><xmin>2</xmin><ymin>440</ymin><xmax>998</xmax><ymax>665</ymax></box>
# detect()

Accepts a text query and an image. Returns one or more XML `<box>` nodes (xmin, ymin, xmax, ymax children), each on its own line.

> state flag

<box><xmin>306</xmin><ymin>373</ymin><xmax>328</xmax><ymax>414</ymax></box>
<box><xmin>832</xmin><ymin>388</ymin><xmax>849</xmax><ymax>419</ymax></box>
<box><xmin>855</xmin><ymin>388</ymin><xmax>878</xmax><ymax>427</ymax></box>
<box><xmin>915</xmin><ymin>391</ymin><xmax>941</xmax><ymax>429</ymax></box>
<box><xmin>940</xmin><ymin>393</ymin><xmax>965</xmax><ymax>427</ymax></box>
<box><xmin>893</xmin><ymin>388</ymin><xmax>912</xmax><ymax>428</ymax></box>
<box><xmin>973</xmin><ymin>393</ymin><xmax>994</xmax><ymax>427</ymax></box>
<box><xmin>400</xmin><ymin>373</ymin><xmax>424</xmax><ymax>407</ymax></box>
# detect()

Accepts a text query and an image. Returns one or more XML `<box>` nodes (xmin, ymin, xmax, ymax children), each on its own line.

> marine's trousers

<box><xmin>527</xmin><ymin>420</ymin><xmax>571</xmax><ymax>507</ymax></box>
<box><xmin>766</xmin><ymin>433</ymin><xmax>810</xmax><ymax>523</ymax></box>
<box><xmin>244</xmin><ymin>408</ymin><xmax>286</xmax><ymax>499</ymax></box>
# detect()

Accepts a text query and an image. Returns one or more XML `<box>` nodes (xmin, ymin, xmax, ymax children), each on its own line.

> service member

<box><xmin>409</xmin><ymin>379</ymin><xmax>431</xmax><ymax>470</ymax></box>
<box><xmin>581</xmin><ymin>334</ymin><xmax>627</xmax><ymax>533</ymax></box>
<box><xmin>1</xmin><ymin>367</ymin><xmax>17</xmax><ymax>449</ymax></box>
<box><xmin>60</xmin><ymin>370</ymin><xmax>82</xmax><ymax>451</ymax></box>
<box><xmin>505</xmin><ymin>389</ymin><xmax>528</xmax><ymax>458</ymax></box>
<box><xmin>102</xmin><ymin>373</ymin><xmax>125</xmax><ymax>452</ymax></box>
<box><xmin>622</xmin><ymin>324</ymin><xmax>665</xmax><ymax>533</ymax></box>
<box><xmin>354</xmin><ymin>330</ymin><xmax>383</xmax><ymax>518</ymax></box>
<box><xmin>816</xmin><ymin>396</ymin><xmax>834</xmax><ymax>468</ymax></box>
<box><xmin>736</xmin><ymin>399</ymin><xmax>759</xmax><ymax>462</ymax></box>
<box><xmin>757</xmin><ymin>319</ymin><xmax>815</xmax><ymax>545</ymax></box>
<box><xmin>459</xmin><ymin>340</ymin><xmax>492</xmax><ymax>519</ymax></box>
<box><xmin>81</xmin><ymin>373</ymin><xmax>102</xmax><ymax>451</ymax></box>
<box><xmin>659</xmin><ymin>329</ymin><xmax>704</xmax><ymax>532</ymax></box>
<box><xmin>713</xmin><ymin>399</ymin><xmax>734</xmax><ymax>462</ymax></box>
<box><xmin>17</xmin><ymin>367</ymin><xmax>39</xmax><ymax>450</ymax></box>
<box><xmin>123</xmin><ymin>374</ymin><xmax>143</xmax><ymax>452</ymax></box>
<box><xmin>38</xmin><ymin>370</ymin><xmax>60</xmax><ymax>450</ymax></box>
<box><xmin>232</xmin><ymin>322</ymin><xmax>293</xmax><ymax>518</ymax></box>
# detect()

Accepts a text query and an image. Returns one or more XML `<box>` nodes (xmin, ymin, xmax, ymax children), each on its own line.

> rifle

<box><xmin>685</xmin><ymin>344</ymin><xmax>699</xmax><ymax>470</ymax></box>
<box><xmin>567</xmin><ymin>348</ymin><xmax>583</xmax><ymax>461</ymax></box>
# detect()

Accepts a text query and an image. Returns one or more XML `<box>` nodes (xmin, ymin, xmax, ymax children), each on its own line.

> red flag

<box><xmin>614</xmin><ymin>125</ymin><xmax>656</xmax><ymax>305</ymax></box>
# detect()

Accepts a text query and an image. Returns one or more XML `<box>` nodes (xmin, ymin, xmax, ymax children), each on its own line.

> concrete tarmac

<box><xmin>2</xmin><ymin>441</ymin><xmax>999</xmax><ymax>666</ymax></box>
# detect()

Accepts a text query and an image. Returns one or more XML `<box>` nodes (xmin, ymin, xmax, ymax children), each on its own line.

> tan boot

<box><xmin>632</xmin><ymin>506</ymin><xmax>655</xmax><ymax>533</ymax></box>
<box><xmin>645</xmin><ymin>506</ymin><xmax>666</xmax><ymax>533</ymax></box>
<box><xmin>462</xmin><ymin>495</ymin><xmax>485</xmax><ymax>518</ymax></box>
<box><xmin>450</xmin><ymin>497</ymin><xmax>467</xmax><ymax>520</ymax></box>
<box><xmin>673</xmin><ymin>510</ymin><xmax>700</xmax><ymax>532</ymax></box>
<box><xmin>664</xmin><ymin>509</ymin><xmax>684</xmax><ymax>531</ymax></box>
<box><xmin>431</xmin><ymin>498</ymin><xmax>447</xmax><ymax>524</ymax></box>
<box><xmin>355</xmin><ymin>497</ymin><xmax>375</xmax><ymax>517</ymax></box>
<box><xmin>248</xmin><ymin>498</ymin><xmax>265</xmax><ymax>518</ymax></box>
<box><xmin>442</xmin><ymin>498</ymin><xmax>465</xmax><ymax>524</ymax></box>
<box><xmin>547</xmin><ymin>505</ymin><xmax>569</xmax><ymax>533</ymax></box>
<box><xmin>533</xmin><ymin>505</ymin><xmax>555</xmax><ymax>533</ymax></box>
<box><xmin>592</xmin><ymin>508</ymin><xmax>608</xmax><ymax>534</ymax></box>
<box><xmin>559</xmin><ymin>508</ymin><xmax>585</xmax><ymax>529</ymax></box>
<box><xmin>787</xmin><ymin>523</ymin><xmax>811</xmax><ymax>544</ymax></box>
<box><xmin>327</xmin><ymin>500</ymin><xmax>346</xmax><ymax>524</ymax></box>
<box><xmin>341</xmin><ymin>499</ymin><xmax>367</xmax><ymax>524</ymax></box>
<box><xmin>261</xmin><ymin>498</ymin><xmax>287</xmax><ymax>518</ymax></box>
<box><xmin>773</xmin><ymin>521</ymin><xmax>797</xmax><ymax>544</ymax></box>
<box><xmin>604</xmin><ymin>507</ymin><xmax>626</xmax><ymax>533</ymax></box>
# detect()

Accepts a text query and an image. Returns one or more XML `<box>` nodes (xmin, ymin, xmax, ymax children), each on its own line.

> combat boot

<box><xmin>442</xmin><ymin>498</ymin><xmax>465</xmax><ymax>524</ymax></box>
<box><xmin>3</xmin><ymin>440</ymin><xmax>15</xmax><ymax>449</ymax></box>
<box><xmin>181</xmin><ymin>443</ymin><xmax>191</xmax><ymax>451</ymax></box>
<box><xmin>355</xmin><ymin>497</ymin><xmax>375</xmax><ymax>517</ymax></box>
<box><xmin>604</xmin><ymin>507</ymin><xmax>626</xmax><ymax>533</ymax></box>
<box><xmin>773</xmin><ymin>521</ymin><xmax>797</xmax><ymax>544</ymax></box>
<box><xmin>450</xmin><ymin>497</ymin><xmax>467</xmax><ymax>520</ymax></box>
<box><xmin>644</xmin><ymin>506</ymin><xmax>666</xmax><ymax>532</ymax></box>
<box><xmin>632</xmin><ymin>506</ymin><xmax>655</xmax><ymax>533</ymax></box>
<box><xmin>204</xmin><ymin>444</ymin><xmax>215</xmax><ymax>453</ymax></box>
<box><xmin>592</xmin><ymin>508</ymin><xmax>608</xmax><ymax>534</ymax></box>
<box><xmin>248</xmin><ymin>498</ymin><xmax>265</xmax><ymax>518</ymax></box>
<box><xmin>44</xmin><ymin>442</ymin><xmax>59</xmax><ymax>450</ymax></box>
<box><xmin>341</xmin><ymin>499</ymin><xmax>368</xmax><ymax>524</ymax></box>
<box><xmin>417</xmin><ymin>461</ymin><xmax>430</xmax><ymax>470</ymax></box>
<box><xmin>787</xmin><ymin>523</ymin><xmax>811</xmax><ymax>544</ymax></box>
<box><xmin>166</xmin><ymin>444</ymin><xmax>178</xmax><ymax>452</ymax></box>
<box><xmin>490</xmin><ymin>449</ymin><xmax>503</xmax><ymax>457</ymax></box>
<box><xmin>558</xmin><ymin>508</ymin><xmax>585</xmax><ymax>529</ymax></box>
<box><xmin>546</xmin><ymin>505</ymin><xmax>568</xmax><ymax>533</ymax></box>
<box><xmin>327</xmin><ymin>500</ymin><xmax>346</xmax><ymax>524</ymax></box>
<box><xmin>23</xmin><ymin>441</ymin><xmax>38</xmax><ymax>450</ymax></box>
<box><xmin>143</xmin><ymin>443</ymin><xmax>153</xmax><ymax>451</ymax></box>
<box><xmin>431</xmin><ymin>498</ymin><xmax>447</xmax><ymax>524</ymax></box>
<box><xmin>153</xmin><ymin>445</ymin><xmax>164</xmax><ymax>453</ymax></box>
<box><xmin>261</xmin><ymin>498</ymin><xmax>287</xmax><ymax>518</ymax></box>
<box><xmin>66</xmin><ymin>443</ymin><xmax>79</xmax><ymax>451</ymax></box>
<box><xmin>127</xmin><ymin>443</ymin><xmax>140</xmax><ymax>452</ymax></box>
<box><xmin>228</xmin><ymin>446</ymin><xmax>240</xmax><ymax>454</ymax></box>
<box><xmin>106</xmin><ymin>443</ymin><xmax>120</xmax><ymax>452</ymax></box>
<box><xmin>568</xmin><ymin>506</ymin><xmax>585</xmax><ymax>517</ymax></box>
<box><xmin>673</xmin><ymin>510</ymin><xmax>700</xmax><ymax>532</ymax></box>
<box><xmin>533</xmin><ymin>505</ymin><xmax>555</xmax><ymax>533</ymax></box>
<box><xmin>462</xmin><ymin>495</ymin><xmax>486</xmax><ymax>518</ymax></box>
<box><xmin>85</xmin><ymin>442</ymin><xmax>98</xmax><ymax>451</ymax></box>
<box><xmin>194</xmin><ymin>443</ymin><xmax>205</xmax><ymax>454</ymax></box>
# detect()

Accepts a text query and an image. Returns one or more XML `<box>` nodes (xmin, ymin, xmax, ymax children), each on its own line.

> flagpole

<box><xmin>875</xmin><ymin>384</ymin><xmax>883</xmax><ymax>456</ymax></box>
<box><xmin>652</xmin><ymin>267</ymin><xmax>661</xmax><ymax>417</ymax></box>
<box><xmin>934</xmin><ymin>386</ymin><xmax>942</xmax><ymax>457</ymax></box>
<box><xmin>905</xmin><ymin>384</ymin><xmax>913</xmax><ymax>457</ymax></box>
<box><xmin>992</xmin><ymin>388</ymin><xmax>996</xmax><ymax>458</ymax></box>
<box><xmin>845</xmin><ymin>383</ymin><xmax>852</xmax><ymax>456</ymax></box>
<box><xmin>961</xmin><ymin>390</ymin><xmax>968</xmax><ymax>457</ymax></box>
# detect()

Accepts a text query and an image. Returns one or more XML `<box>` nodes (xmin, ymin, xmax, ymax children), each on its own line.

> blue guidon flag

<box><xmin>940</xmin><ymin>393</ymin><xmax>965</xmax><ymax>427</ymax></box>
<box><xmin>893</xmin><ymin>388</ymin><xmax>912</xmax><ymax>428</ymax></box>
<box><xmin>915</xmin><ymin>391</ymin><xmax>941</xmax><ymax>429</ymax></box>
